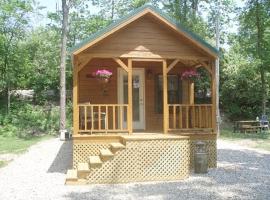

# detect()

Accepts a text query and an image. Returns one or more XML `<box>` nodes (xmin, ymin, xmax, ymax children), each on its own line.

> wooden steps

<box><xmin>65</xmin><ymin>141</ymin><xmax>126</xmax><ymax>185</ymax></box>
<box><xmin>89</xmin><ymin>156</ymin><xmax>102</xmax><ymax>168</ymax></box>
<box><xmin>65</xmin><ymin>169</ymin><xmax>78</xmax><ymax>184</ymax></box>
<box><xmin>77</xmin><ymin>162</ymin><xmax>90</xmax><ymax>172</ymax></box>
<box><xmin>100</xmin><ymin>149</ymin><xmax>114</xmax><ymax>161</ymax></box>
<box><xmin>110</xmin><ymin>142</ymin><xmax>125</xmax><ymax>153</ymax></box>
<box><xmin>77</xmin><ymin>162</ymin><xmax>90</xmax><ymax>179</ymax></box>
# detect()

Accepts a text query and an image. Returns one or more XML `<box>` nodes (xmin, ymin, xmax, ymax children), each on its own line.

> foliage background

<box><xmin>0</xmin><ymin>0</ymin><xmax>269</xmax><ymax>137</ymax></box>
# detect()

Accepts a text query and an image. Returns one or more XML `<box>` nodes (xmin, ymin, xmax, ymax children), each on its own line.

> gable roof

<box><xmin>70</xmin><ymin>4</ymin><xmax>218</xmax><ymax>57</ymax></box>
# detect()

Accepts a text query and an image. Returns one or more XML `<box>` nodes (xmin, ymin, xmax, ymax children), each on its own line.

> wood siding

<box><xmin>79</xmin><ymin>59</ymin><xmax>193</xmax><ymax>132</ymax></box>
<box><xmin>84</xmin><ymin>15</ymin><xmax>208</xmax><ymax>59</ymax></box>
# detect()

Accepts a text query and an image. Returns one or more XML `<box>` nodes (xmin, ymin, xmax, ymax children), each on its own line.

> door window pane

<box><xmin>123</xmin><ymin>75</ymin><xmax>140</xmax><ymax>121</ymax></box>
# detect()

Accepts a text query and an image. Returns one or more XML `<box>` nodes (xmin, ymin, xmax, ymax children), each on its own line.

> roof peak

<box><xmin>70</xmin><ymin>4</ymin><xmax>218</xmax><ymax>56</ymax></box>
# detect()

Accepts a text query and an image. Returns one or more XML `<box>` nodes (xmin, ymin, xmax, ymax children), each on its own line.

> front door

<box><xmin>118</xmin><ymin>68</ymin><xmax>145</xmax><ymax>130</ymax></box>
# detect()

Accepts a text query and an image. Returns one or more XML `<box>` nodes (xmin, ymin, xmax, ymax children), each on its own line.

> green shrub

<box><xmin>0</xmin><ymin>124</ymin><xmax>19</xmax><ymax>137</ymax></box>
<box><xmin>0</xmin><ymin>100</ymin><xmax>72</xmax><ymax>138</ymax></box>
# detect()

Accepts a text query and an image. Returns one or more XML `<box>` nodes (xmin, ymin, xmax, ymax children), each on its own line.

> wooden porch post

<box><xmin>73</xmin><ymin>56</ymin><xmax>79</xmax><ymax>135</ymax></box>
<box><xmin>211</xmin><ymin>61</ymin><xmax>217</xmax><ymax>133</ymax></box>
<box><xmin>189</xmin><ymin>80</ymin><xmax>194</xmax><ymax>105</ymax></box>
<box><xmin>128</xmin><ymin>59</ymin><xmax>133</xmax><ymax>134</ymax></box>
<box><xmin>189</xmin><ymin>80</ymin><xmax>195</xmax><ymax>128</ymax></box>
<box><xmin>163</xmin><ymin>60</ymin><xmax>168</xmax><ymax>134</ymax></box>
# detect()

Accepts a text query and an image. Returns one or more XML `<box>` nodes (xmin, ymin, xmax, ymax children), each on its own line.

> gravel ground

<box><xmin>0</xmin><ymin>138</ymin><xmax>269</xmax><ymax>200</ymax></box>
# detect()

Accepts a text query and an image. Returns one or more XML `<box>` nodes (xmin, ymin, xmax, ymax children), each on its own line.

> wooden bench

<box><xmin>240</xmin><ymin>125</ymin><xmax>261</xmax><ymax>133</ymax></box>
<box><xmin>234</xmin><ymin>121</ymin><xmax>262</xmax><ymax>133</ymax></box>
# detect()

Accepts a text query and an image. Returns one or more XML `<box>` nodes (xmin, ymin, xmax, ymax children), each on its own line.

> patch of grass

<box><xmin>0</xmin><ymin>160</ymin><xmax>7</xmax><ymax>168</ymax></box>
<box><xmin>220</xmin><ymin>129</ymin><xmax>270</xmax><ymax>140</ymax></box>
<box><xmin>0</xmin><ymin>135</ymin><xmax>54</xmax><ymax>154</ymax></box>
<box><xmin>220</xmin><ymin>129</ymin><xmax>270</xmax><ymax>151</ymax></box>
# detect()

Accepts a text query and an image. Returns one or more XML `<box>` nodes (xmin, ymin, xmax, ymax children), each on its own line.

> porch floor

<box><xmin>121</xmin><ymin>133</ymin><xmax>189</xmax><ymax>141</ymax></box>
<box><xmin>72</xmin><ymin>131</ymin><xmax>216</xmax><ymax>141</ymax></box>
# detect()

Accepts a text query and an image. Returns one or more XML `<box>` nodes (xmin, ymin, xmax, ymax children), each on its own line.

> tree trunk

<box><xmin>111</xmin><ymin>0</ymin><xmax>115</xmax><ymax>20</ymax></box>
<box><xmin>260</xmin><ymin>68</ymin><xmax>266</xmax><ymax>114</ymax></box>
<box><xmin>183</xmin><ymin>0</ymin><xmax>187</xmax><ymax>22</ymax></box>
<box><xmin>4</xmin><ymin>53</ymin><xmax>10</xmax><ymax>114</ymax></box>
<box><xmin>59</xmin><ymin>0</ymin><xmax>69</xmax><ymax>131</ymax></box>
<box><xmin>191</xmin><ymin>0</ymin><xmax>199</xmax><ymax>16</ymax></box>
<box><xmin>7</xmin><ymin>83</ymin><xmax>10</xmax><ymax>113</ymax></box>
<box><xmin>255</xmin><ymin>0</ymin><xmax>266</xmax><ymax>115</ymax></box>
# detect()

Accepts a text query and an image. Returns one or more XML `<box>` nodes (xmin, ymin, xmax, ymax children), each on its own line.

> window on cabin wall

<box><xmin>156</xmin><ymin>75</ymin><xmax>182</xmax><ymax>113</ymax></box>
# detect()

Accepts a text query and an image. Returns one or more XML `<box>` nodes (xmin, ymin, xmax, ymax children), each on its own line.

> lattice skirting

<box><xmin>73</xmin><ymin>139</ymin><xmax>190</xmax><ymax>184</ymax></box>
<box><xmin>73</xmin><ymin>143</ymin><xmax>110</xmax><ymax>168</ymax></box>
<box><xmin>189</xmin><ymin>139</ymin><xmax>217</xmax><ymax>168</ymax></box>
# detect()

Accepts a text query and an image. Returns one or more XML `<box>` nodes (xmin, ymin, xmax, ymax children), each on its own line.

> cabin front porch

<box><xmin>73</xmin><ymin>58</ymin><xmax>216</xmax><ymax>136</ymax></box>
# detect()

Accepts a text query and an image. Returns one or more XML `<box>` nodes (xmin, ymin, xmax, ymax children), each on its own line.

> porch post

<box><xmin>189</xmin><ymin>80</ymin><xmax>194</xmax><ymax>105</ymax></box>
<box><xmin>128</xmin><ymin>59</ymin><xmax>133</xmax><ymax>134</ymax></box>
<box><xmin>73</xmin><ymin>56</ymin><xmax>79</xmax><ymax>135</ymax></box>
<box><xmin>211</xmin><ymin>61</ymin><xmax>217</xmax><ymax>133</ymax></box>
<box><xmin>163</xmin><ymin>60</ymin><xmax>168</xmax><ymax>134</ymax></box>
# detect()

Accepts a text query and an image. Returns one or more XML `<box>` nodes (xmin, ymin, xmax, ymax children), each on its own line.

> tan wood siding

<box><xmin>78</xmin><ymin>59</ymin><xmax>118</xmax><ymax>104</ymax></box>
<box><xmin>79</xmin><ymin>59</ymin><xmax>191</xmax><ymax>132</ymax></box>
<box><xmin>84</xmin><ymin>16</ymin><xmax>207</xmax><ymax>59</ymax></box>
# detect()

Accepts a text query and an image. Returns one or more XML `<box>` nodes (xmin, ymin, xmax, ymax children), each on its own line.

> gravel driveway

<box><xmin>0</xmin><ymin>138</ymin><xmax>269</xmax><ymax>200</ymax></box>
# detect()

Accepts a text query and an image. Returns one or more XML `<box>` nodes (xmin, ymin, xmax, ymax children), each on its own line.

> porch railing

<box><xmin>78</xmin><ymin>103</ymin><xmax>129</xmax><ymax>133</ymax></box>
<box><xmin>168</xmin><ymin>104</ymin><xmax>213</xmax><ymax>131</ymax></box>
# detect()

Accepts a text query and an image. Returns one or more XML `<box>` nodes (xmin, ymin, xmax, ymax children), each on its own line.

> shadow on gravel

<box><xmin>63</xmin><ymin>148</ymin><xmax>270</xmax><ymax>200</ymax></box>
<box><xmin>47</xmin><ymin>141</ymin><xmax>73</xmax><ymax>173</ymax></box>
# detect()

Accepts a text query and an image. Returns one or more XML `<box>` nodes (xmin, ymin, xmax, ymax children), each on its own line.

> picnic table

<box><xmin>234</xmin><ymin>120</ymin><xmax>262</xmax><ymax>133</ymax></box>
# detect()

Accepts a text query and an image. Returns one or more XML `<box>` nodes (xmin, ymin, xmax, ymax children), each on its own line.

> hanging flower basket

<box><xmin>92</xmin><ymin>69</ymin><xmax>112</xmax><ymax>95</ymax></box>
<box><xmin>181</xmin><ymin>69</ymin><xmax>200</xmax><ymax>81</ymax></box>
<box><xmin>94</xmin><ymin>69</ymin><xmax>113</xmax><ymax>83</ymax></box>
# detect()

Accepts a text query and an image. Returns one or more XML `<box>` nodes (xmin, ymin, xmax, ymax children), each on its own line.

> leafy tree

<box><xmin>0</xmin><ymin>0</ymin><xmax>33</xmax><ymax>113</ymax></box>
<box><xmin>68</xmin><ymin>10</ymin><xmax>109</xmax><ymax>46</ymax></box>
<box><xmin>207</xmin><ymin>0</ymin><xmax>236</xmax><ymax>46</ymax></box>
<box><xmin>238</xmin><ymin>0</ymin><xmax>270</xmax><ymax>114</ymax></box>
<box><xmin>92</xmin><ymin>0</ymin><xmax>159</xmax><ymax>20</ymax></box>
<box><xmin>59</xmin><ymin>0</ymin><xmax>101</xmax><ymax>133</ymax></box>
<box><xmin>26</xmin><ymin>27</ymin><xmax>61</xmax><ymax>101</ymax></box>
<box><xmin>161</xmin><ymin>0</ymin><xmax>212</xmax><ymax>40</ymax></box>
<box><xmin>220</xmin><ymin>40</ymin><xmax>263</xmax><ymax>119</ymax></box>
<box><xmin>92</xmin><ymin>0</ymin><xmax>128</xmax><ymax>20</ymax></box>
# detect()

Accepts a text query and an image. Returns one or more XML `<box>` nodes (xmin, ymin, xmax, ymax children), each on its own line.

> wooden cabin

<box><xmin>66</xmin><ymin>5</ymin><xmax>218</xmax><ymax>185</ymax></box>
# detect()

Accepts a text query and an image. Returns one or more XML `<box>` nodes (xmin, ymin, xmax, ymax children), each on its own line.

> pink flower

<box><xmin>94</xmin><ymin>69</ymin><xmax>112</xmax><ymax>79</ymax></box>
<box><xmin>181</xmin><ymin>69</ymin><xmax>200</xmax><ymax>80</ymax></box>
